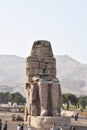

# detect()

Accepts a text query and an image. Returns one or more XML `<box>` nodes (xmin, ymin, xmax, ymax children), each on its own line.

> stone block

<box><xmin>40</xmin><ymin>63</ymin><xmax>46</xmax><ymax>69</ymax></box>
<box><xmin>44</xmin><ymin>70</ymin><xmax>51</xmax><ymax>75</ymax></box>
<box><xmin>26</xmin><ymin>75</ymin><xmax>33</xmax><ymax>82</ymax></box>
<box><xmin>30</xmin><ymin>116</ymin><xmax>71</xmax><ymax>130</ymax></box>
<box><xmin>32</xmin><ymin>62</ymin><xmax>40</xmax><ymax>68</ymax></box>
<box><xmin>51</xmin><ymin>70</ymin><xmax>56</xmax><ymax>76</ymax></box>
<box><xmin>26</xmin><ymin>62</ymin><xmax>33</xmax><ymax>69</ymax></box>
<box><xmin>45</xmin><ymin>63</ymin><xmax>52</xmax><ymax>69</ymax></box>
<box><xmin>33</xmin><ymin>69</ymin><xmax>43</xmax><ymax>75</ymax></box>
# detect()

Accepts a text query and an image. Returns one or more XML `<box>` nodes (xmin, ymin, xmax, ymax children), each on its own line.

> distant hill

<box><xmin>0</xmin><ymin>55</ymin><xmax>87</xmax><ymax>96</ymax></box>
<box><xmin>0</xmin><ymin>55</ymin><xmax>25</xmax><ymax>94</ymax></box>
<box><xmin>55</xmin><ymin>55</ymin><xmax>87</xmax><ymax>95</ymax></box>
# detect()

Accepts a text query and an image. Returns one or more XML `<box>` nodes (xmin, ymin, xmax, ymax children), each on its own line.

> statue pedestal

<box><xmin>30</xmin><ymin>116</ymin><xmax>71</xmax><ymax>130</ymax></box>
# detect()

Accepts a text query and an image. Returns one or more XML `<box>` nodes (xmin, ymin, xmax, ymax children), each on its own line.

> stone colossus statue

<box><xmin>25</xmin><ymin>40</ymin><xmax>62</xmax><ymax>120</ymax></box>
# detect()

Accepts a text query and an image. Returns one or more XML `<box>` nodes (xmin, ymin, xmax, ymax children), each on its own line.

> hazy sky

<box><xmin>0</xmin><ymin>0</ymin><xmax>87</xmax><ymax>63</ymax></box>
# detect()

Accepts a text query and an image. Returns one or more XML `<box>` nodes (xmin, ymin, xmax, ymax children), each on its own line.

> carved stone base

<box><xmin>30</xmin><ymin>116</ymin><xmax>71</xmax><ymax>130</ymax></box>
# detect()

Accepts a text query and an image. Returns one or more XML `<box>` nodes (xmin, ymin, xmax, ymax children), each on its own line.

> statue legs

<box><xmin>38</xmin><ymin>80</ymin><xmax>61</xmax><ymax>116</ymax></box>
<box><xmin>51</xmin><ymin>82</ymin><xmax>60</xmax><ymax>116</ymax></box>
<box><xmin>39</xmin><ymin>81</ymin><xmax>48</xmax><ymax>116</ymax></box>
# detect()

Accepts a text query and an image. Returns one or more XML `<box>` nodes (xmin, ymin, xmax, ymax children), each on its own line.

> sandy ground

<box><xmin>1</xmin><ymin>112</ymin><xmax>87</xmax><ymax>130</ymax></box>
<box><xmin>0</xmin><ymin>112</ymin><xmax>28</xmax><ymax>130</ymax></box>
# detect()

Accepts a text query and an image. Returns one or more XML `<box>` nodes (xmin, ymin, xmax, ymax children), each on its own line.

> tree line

<box><xmin>0</xmin><ymin>92</ymin><xmax>26</xmax><ymax>105</ymax></box>
<box><xmin>62</xmin><ymin>93</ymin><xmax>87</xmax><ymax>110</ymax></box>
<box><xmin>0</xmin><ymin>92</ymin><xmax>87</xmax><ymax>110</ymax></box>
